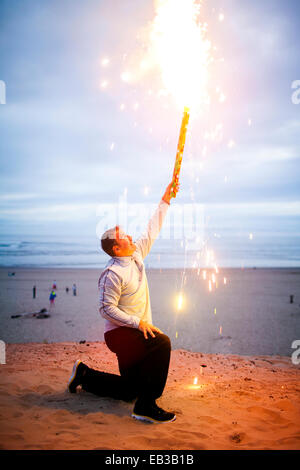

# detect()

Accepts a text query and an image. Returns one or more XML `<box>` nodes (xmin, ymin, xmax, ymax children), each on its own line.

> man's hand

<box><xmin>162</xmin><ymin>181</ymin><xmax>179</xmax><ymax>205</ymax></box>
<box><xmin>138</xmin><ymin>320</ymin><xmax>163</xmax><ymax>339</ymax></box>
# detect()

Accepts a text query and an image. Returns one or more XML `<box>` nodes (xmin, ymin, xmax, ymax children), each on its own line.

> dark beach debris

<box><xmin>79</xmin><ymin>340</ymin><xmax>86</xmax><ymax>344</ymax></box>
<box><xmin>11</xmin><ymin>308</ymin><xmax>49</xmax><ymax>319</ymax></box>
<box><xmin>229</xmin><ymin>433</ymin><xmax>243</xmax><ymax>444</ymax></box>
<box><xmin>214</xmin><ymin>335</ymin><xmax>232</xmax><ymax>341</ymax></box>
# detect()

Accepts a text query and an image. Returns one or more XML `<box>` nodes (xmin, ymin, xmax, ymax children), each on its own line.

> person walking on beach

<box><xmin>72</xmin><ymin>283</ymin><xmax>77</xmax><ymax>296</ymax></box>
<box><xmin>68</xmin><ymin>181</ymin><xmax>178</xmax><ymax>423</ymax></box>
<box><xmin>49</xmin><ymin>289</ymin><xmax>56</xmax><ymax>311</ymax></box>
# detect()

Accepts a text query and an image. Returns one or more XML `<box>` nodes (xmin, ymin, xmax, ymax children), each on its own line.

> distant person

<box><xmin>72</xmin><ymin>284</ymin><xmax>77</xmax><ymax>296</ymax></box>
<box><xmin>33</xmin><ymin>285</ymin><xmax>36</xmax><ymax>299</ymax></box>
<box><xmin>52</xmin><ymin>281</ymin><xmax>57</xmax><ymax>290</ymax></box>
<box><xmin>49</xmin><ymin>290</ymin><xmax>56</xmax><ymax>310</ymax></box>
<box><xmin>66</xmin><ymin>287</ymin><xmax>69</xmax><ymax>294</ymax></box>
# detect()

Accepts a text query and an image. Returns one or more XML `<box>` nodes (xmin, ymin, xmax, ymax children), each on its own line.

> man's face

<box><xmin>113</xmin><ymin>226</ymin><xmax>136</xmax><ymax>257</ymax></box>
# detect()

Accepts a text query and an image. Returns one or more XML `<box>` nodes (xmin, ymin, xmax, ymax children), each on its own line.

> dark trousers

<box><xmin>81</xmin><ymin>327</ymin><xmax>171</xmax><ymax>403</ymax></box>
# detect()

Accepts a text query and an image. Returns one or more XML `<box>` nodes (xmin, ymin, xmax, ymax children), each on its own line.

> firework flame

<box><xmin>149</xmin><ymin>0</ymin><xmax>211</xmax><ymax>110</ymax></box>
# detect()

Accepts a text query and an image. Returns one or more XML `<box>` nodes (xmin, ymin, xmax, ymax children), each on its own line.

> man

<box><xmin>68</xmin><ymin>181</ymin><xmax>178</xmax><ymax>423</ymax></box>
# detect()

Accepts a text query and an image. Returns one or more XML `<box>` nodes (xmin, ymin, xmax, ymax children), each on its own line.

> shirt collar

<box><xmin>111</xmin><ymin>256</ymin><xmax>133</xmax><ymax>266</ymax></box>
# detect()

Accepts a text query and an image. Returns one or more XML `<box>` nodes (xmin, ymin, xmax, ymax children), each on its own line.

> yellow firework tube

<box><xmin>171</xmin><ymin>106</ymin><xmax>190</xmax><ymax>198</ymax></box>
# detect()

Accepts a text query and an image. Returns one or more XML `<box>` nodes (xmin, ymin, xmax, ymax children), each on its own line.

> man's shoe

<box><xmin>132</xmin><ymin>402</ymin><xmax>176</xmax><ymax>424</ymax></box>
<box><xmin>68</xmin><ymin>360</ymin><xmax>88</xmax><ymax>393</ymax></box>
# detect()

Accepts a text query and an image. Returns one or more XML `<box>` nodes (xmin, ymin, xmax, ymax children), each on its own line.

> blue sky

<box><xmin>0</xmin><ymin>0</ymin><xmax>300</xmax><ymax>240</ymax></box>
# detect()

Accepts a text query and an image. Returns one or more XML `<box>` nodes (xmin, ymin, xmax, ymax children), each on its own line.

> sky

<box><xmin>0</xmin><ymin>0</ymin><xmax>300</xmax><ymax>243</ymax></box>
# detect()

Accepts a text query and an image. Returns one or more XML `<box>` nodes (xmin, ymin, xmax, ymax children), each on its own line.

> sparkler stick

<box><xmin>171</xmin><ymin>106</ymin><xmax>190</xmax><ymax>197</ymax></box>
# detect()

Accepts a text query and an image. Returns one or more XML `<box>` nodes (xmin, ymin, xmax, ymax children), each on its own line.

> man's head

<box><xmin>101</xmin><ymin>226</ymin><xmax>136</xmax><ymax>258</ymax></box>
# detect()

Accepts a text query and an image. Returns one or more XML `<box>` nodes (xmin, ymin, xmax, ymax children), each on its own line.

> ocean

<box><xmin>0</xmin><ymin>230</ymin><xmax>299</xmax><ymax>269</ymax></box>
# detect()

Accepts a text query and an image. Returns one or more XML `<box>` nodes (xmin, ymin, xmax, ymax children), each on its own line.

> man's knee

<box><xmin>157</xmin><ymin>333</ymin><xmax>171</xmax><ymax>350</ymax></box>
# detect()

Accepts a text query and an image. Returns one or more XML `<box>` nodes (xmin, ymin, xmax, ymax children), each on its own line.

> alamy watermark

<box><xmin>0</xmin><ymin>80</ymin><xmax>6</xmax><ymax>104</ymax></box>
<box><xmin>291</xmin><ymin>340</ymin><xmax>300</xmax><ymax>365</ymax></box>
<box><xmin>96</xmin><ymin>197</ymin><xmax>205</xmax><ymax>243</ymax></box>
<box><xmin>0</xmin><ymin>340</ymin><xmax>5</xmax><ymax>364</ymax></box>
<box><xmin>291</xmin><ymin>80</ymin><xmax>300</xmax><ymax>105</ymax></box>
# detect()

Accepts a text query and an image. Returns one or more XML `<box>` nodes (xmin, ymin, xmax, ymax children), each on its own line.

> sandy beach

<box><xmin>1</xmin><ymin>267</ymin><xmax>300</xmax><ymax>355</ymax></box>
<box><xmin>0</xmin><ymin>341</ymin><xmax>299</xmax><ymax>450</ymax></box>
<box><xmin>0</xmin><ymin>267</ymin><xmax>299</xmax><ymax>450</ymax></box>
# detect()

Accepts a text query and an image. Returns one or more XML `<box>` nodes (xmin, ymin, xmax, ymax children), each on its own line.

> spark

<box><xmin>224</xmin><ymin>277</ymin><xmax>227</xmax><ymax>285</ymax></box>
<box><xmin>121</xmin><ymin>71</ymin><xmax>131</xmax><ymax>82</ymax></box>
<box><xmin>209</xmin><ymin>280</ymin><xmax>212</xmax><ymax>292</ymax></box>
<box><xmin>193</xmin><ymin>377</ymin><xmax>198</xmax><ymax>385</ymax></box>
<box><xmin>219</xmin><ymin>13</ymin><xmax>225</xmax><ymax>22</ymax></box>
<box><xmin>214</xmin><ymin>308</ymin><xmax>217</xmax><ymax>315</ymax></box>
<box><xmin>110</xmin><ymin>143</ymin><xmax>115</xmax><ymax>151</ymax></box>
<box><xmin>219</xmin><ymin>326</ymin><xmax>223</xmax><ymax>335</ymax></box>
<box><xmin>176</xmin><ymin>292</ymin><xmax>184</xmax><ymax>311</ymax></box>
<box><xmin>100</xmin><ymin>80</ymin><xmax>108</xmax><ymax>89</ymax></box>
<box><xmin>249</xmin><ymin>233</ymin><xmax>254</xmax><ymax>240</ymax></box>
<box><xmin>120</xmin><ymin>103</ymin><xmax>125</xmax><ymax>111</ymax></box>
<box><xmin>101</xmin><ymin>57</ymin><xmax>110</xmax><ymax>67</ymax></box>
<box><xmin>228</xmin><ymin>139</ymin><xmax>235</xmax><ymax>149</ymax></box>
<box><xmin>144</xmin><ymin>186</ymin><xmax>150</xmax><ymax>196</ymax></box>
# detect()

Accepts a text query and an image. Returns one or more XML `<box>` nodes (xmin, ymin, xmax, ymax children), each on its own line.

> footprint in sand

<box><xmin>229</xmin><ymin>432</ymin><xmax>247</xmax><ymax>444</ymax></box>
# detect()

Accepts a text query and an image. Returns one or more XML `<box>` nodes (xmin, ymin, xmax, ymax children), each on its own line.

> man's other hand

<box><xmin>138</xmin><ymin>320</ymin><xmax>163</xmax><ymax>339</ymax></box>
<box><xmin>162</xmin><ymin>181</ymin><xmax>179</xmax><ymax>205</ymax></box>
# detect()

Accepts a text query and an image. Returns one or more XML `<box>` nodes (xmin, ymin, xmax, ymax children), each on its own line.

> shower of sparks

<box><xmin>97</xmin><ymin>2</ymin><xmax>235</xmax><ymax>340</ymax></box>
<box><xmin>148</xmin><ymin>0</ymin><xmax>211</xmax><ymax>110</ymax></box>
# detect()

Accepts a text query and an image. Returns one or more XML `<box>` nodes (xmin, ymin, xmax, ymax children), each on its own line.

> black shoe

<box><xmin>68</xmin><ymin>360</ymin><xmax>88</xmax><ymax>393</ymax></box>
<box><xmin>132</xmin><ymin>401</ymin><xmax>176</xmax><ymax>423</ymax></box>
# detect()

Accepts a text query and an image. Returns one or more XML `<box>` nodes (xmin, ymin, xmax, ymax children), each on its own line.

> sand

<box><xmin>0</xmin><ymin>341</ymin><xmax>299</xmax><ymax>450</ymax></box>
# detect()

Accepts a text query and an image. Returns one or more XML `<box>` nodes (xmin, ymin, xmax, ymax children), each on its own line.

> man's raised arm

<box><xmin>135</xmin><ymin>182</ymin><xmax>178</xmax><ymax>260</ymax></box>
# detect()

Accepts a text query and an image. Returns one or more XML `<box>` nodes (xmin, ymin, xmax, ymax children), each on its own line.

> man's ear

<box><xmin>112</xmin><ymin>244</ymin><xmax>119</xmax><ymax>256</ymax></box>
